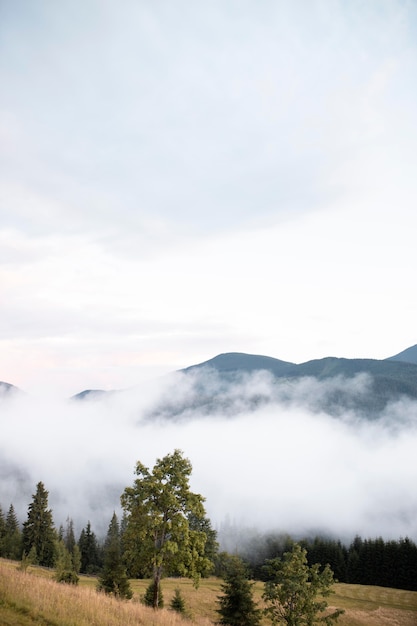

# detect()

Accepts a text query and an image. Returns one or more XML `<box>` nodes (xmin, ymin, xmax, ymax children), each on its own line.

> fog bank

<box><xmin>1</xmin><ymin>371</ymin><xmax>417</xmax><ymax>543</ymax></box>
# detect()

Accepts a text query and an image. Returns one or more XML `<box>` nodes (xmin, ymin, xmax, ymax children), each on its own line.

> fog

<box><xmin>2</xmin><ymin>370</ymin><xmax>417</xmax><ymax>546</ymax></box>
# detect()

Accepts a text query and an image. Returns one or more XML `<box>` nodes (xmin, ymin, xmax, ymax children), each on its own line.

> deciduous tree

<box><xmin>263</xmin><ymin>543</ymin><xmax>343</xmax><ymax>625</ymax></box>
<box><xmin>121</xmin><ymin>449</ymin><xmax>211</xmax><ymax>609</ymax></box>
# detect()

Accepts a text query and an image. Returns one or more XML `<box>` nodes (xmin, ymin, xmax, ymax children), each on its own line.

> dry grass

<box><xmin>1</xmin><ymin>559</ymin><xmax>417</xmax><ymax>626</ymax></box>
<box><xmin>0</xmin><ymin>560</ymin><xmax>213</xmax><ymax>626</ymax></box>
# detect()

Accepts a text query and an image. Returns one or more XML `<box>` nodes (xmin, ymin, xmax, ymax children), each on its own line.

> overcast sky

<box><xmin>1</xmin><ymin>0</ymin><xmax>417</xmax><ymax>395</ymax></box>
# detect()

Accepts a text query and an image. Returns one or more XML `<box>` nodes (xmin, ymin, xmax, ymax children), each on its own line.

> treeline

<box><xmin>2</xmin><ymin>482</ymin><xmax>417</xmax><ymax>592</ymax></box>
<box><xmin>245</xmin><ymin>534</ymin><xmax>417</xmax><ymax>591</ymax></box>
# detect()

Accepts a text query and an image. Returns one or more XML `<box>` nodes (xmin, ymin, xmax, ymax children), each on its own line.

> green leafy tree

<box><xmin>121</xmin><ymin>449</ymin><xmax>212</xmax><ymax>609</ymax></box>
<box><xmin>263</xmin><ymin>543</ymin><xmax>344</xmax><ymax>626</ymax></box>
<box><xmin>217</xmin><ymin>555</ymin><xmax>261</xmax><ymax>626</ymax></box>
<box><xmin>22</xmin><ymin>482</ymin><xmax>56</xmax><ymax>567</ymax></box>
<box><xmin>188</xmin><ymin>511</ymin><xmax>218</xmax><ymax>575</ymax></box>
<box><xmin>97</xmin><ymin>512</ymin><xmax>132</xmax><ymax>599</ymax></box>
<box><xmin>3</xmin><ymin>504</ymin><xmax>22</xmax><ymax>560</ymax></box>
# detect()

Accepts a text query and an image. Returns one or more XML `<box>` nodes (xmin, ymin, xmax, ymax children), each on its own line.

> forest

<box><xmin>0</xmin><ymin>483</ymin><xmax>417</xmax><ymax>591</ymax></box>
<box><xmin>1</xmin><ymin>449</ymin><xmax>417</xmax><ymax>602</ymax></box>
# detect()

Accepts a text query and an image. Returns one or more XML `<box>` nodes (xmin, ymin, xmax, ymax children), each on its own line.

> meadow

<box><xmin>1</xmin><ymin>558</ymin><xmax>417</xmax><ymax>626</ymax></box>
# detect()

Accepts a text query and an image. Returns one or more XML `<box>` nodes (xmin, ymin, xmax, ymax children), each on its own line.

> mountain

<box><xmin>182</xmin><ymin>352</ymin><xmax>297</xmax><ymax>377</ymax></box>
<box><xmin>386</xmin><ymin>344</ymin><xmax>417</xmax><ymax>365</ymax></box>
<box><xmin>0</xmin><ymin>381</ymin><xmax>21</xmax><ymax>396</ymax></box>
<box><xmin>71</xmin><ymin>389</ymin><xmax>109</xmax><ymax>401</ymax></box>
<box><xmin>68</xmin><ymin>343</ymin><xmax>417</xmax><ymax>419</ymax></box>
<box><xmin>147</xmin><ymin>352</ymin><xmax>417</xmax><ymax>419</ymax></box>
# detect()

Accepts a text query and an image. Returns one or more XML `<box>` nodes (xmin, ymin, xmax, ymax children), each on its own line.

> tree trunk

<box><xmin>153</xmin><ymin>566</ymin><xmax>162</xmax><ymax>609</ymax></box>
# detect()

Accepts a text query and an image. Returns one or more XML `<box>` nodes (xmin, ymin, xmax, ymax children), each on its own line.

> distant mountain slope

<box><xmin>70</xmin><ymin>389</ymin><xmax>109</xmax><ymax>401</ymax></box>
<box><xmin>0</xmin><ymin>381</ymin><xmax>20</xmax><ymax>396</ymax></box>
<box><xmin>386</xmin><ymin>344</ymin><xmax>417</xmax><ymax>365</ymax></box>
<box><xmin>173</xmin><ymin>352</ymin><xmax>417</xmax><ymax>419</ymax></box>
<box><xmin>182</xmin><ymin>352</ymin><xmax>297</xmax><ymax>376</ymax></box>
<box><xmin>70</xmin><ymin>344</ymin><xmax>417</xmax><ymax>420</ymax></box>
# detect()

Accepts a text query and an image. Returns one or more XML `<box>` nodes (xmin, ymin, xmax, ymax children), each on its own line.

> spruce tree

<box><xmin>0</xmin><ymin>505</ymin><xmax>6</xmax><ymax>555</ymax></box>
<box><xmin>97</xmin><ymin>513</ymin><xmax>132</xmax><ymax>599</ymax></box>
<box><xmin>170</xmin><ymin>588</ymin><xmax>186</xmax><ymax>614</ymax></box>
<box><xmin>22</xmin><ymin>482</ymin><xmax>56</xmax><ymax>567</ymax></box>
<box><xmin>54</xmin><ymin>538</ymin><xmax>79</xmax><ymax>584</ymax></box>
<box><xmin>217</xmin><ymin>555</ymin><xmax>261</xmax><ymax>626</ymax></box>
<box><xmin>142</xmin><ymin>580</ymin><xmax>164</xmax><ymax>608</ymax></box>
<box><xmin>78</xmin><ymin>521</ymin><xmax>101</xmax><ymax>574</ymax></box>
<box><xmin>4</xmin><ymin>504</ymin><xmax>22</xmax><ymax>560</ymax></box>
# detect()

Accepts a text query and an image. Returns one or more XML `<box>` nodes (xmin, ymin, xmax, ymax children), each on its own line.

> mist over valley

<box><xmin>2</xmin><ymin>346</ymin><xmax>417</xmax><ymax>547</ymax></box>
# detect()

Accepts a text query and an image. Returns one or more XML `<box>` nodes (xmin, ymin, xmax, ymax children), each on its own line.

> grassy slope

<box><xmin>1</xmin><ymin>559</ymin><xmax>417</xmax><ymax>626</ymax></box>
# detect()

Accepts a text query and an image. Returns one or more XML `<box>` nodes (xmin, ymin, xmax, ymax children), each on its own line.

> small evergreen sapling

<box><xmin>170</xmin><ymin>588</ymin><xmax>186</xmax><ymax>614</ymax></box>
<box><xmin>217</xmin><ymin>555</ymin><xmax>261</xmax><ymax>626</ymax></box>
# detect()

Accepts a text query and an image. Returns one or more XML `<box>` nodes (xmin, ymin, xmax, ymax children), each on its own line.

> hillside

<box><xmin>162</xmin><ymin>350</ymin><xmax>417</xmax><ymax>419</ymax></box>
<box><xmin>387</xmin><ymin>343</ymin><xmax>417</xmax><ymax>365</ymax></box>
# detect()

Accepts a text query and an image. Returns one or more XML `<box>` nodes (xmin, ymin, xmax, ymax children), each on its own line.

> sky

<box><xmin>1</xmin><ymin>0</ymin><xmax>417</xmax><ymax>396</ymax></box>
<box><xmin>1</xmin><ymin>1</ymin><xmax>417</xmax><ymax>545</ymax></box>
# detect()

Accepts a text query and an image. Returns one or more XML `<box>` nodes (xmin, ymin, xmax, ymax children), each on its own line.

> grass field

<box><xmin>1</xmin><ymin>558</ymin><xmax>417</xmax><ymax>625</ymax></box>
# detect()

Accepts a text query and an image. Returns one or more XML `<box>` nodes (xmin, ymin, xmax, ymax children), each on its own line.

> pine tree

<box><xmin>97</xmin><ymin>513</ymin><xmax>132</xmax><ymax>599</ymax></box>
<box><xmin>217</xmin><ymin>555</ymin><xmax>261</xmax><ymax>626</ymax></box>
<box><xmin>3</xmin><ymin>504</ymin><xmax>22</xmax><ymax>560</ymax></box>
<box><xmin>78</xmin><ymin>521</ymin><xmax>101</xmax><ymax>574</ymax></box>
<box><xmin>0</xmin><ymin>505</ymin><xmax>6</xmax><ymax>555</ymax></box>
<box><xmin>54</xmin><ymin>538</ymin><xmax>79</xmax><ymax>584</ymax></box>
<box><xmin>142</xmin><ymin>580</ymin><xmax>164</xmax><ymax>608</ymax></box>
<box><xmin>22</xmin><ymin>482</ymin><xmax>56</xmax><ymax>567</ymax></box>
<box><xmin>170</xmin><ymin>588</ymin><xmax>186</xmax><ymax>614</ymax></box>
<box><xmin>64</xmin><ymin>517</ymin><xmax>76</xmax><ymax>554</ymax></box>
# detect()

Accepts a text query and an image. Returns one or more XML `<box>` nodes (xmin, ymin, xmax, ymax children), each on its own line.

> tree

<box><xmin>22</xmin><ymin>483</ymin><xmax>56</xmax><ymax>567</ymax></box>
<box><xmin>170</xmin><ymin>588</ymin><xmax>186</xmax><ymax>614</ymax></box>
<box><xmin>78</xmin><ymin>521</ymin><xmax>101</xmax><ymax>574</ymax></box>
<box><xmin>217</xmin><ymin>555</ymin><xmax>261</xmax><ymax>626</ymax></box>
<box><xmin>142</xmin><ymin>580</ymin><xmax>164</xmax><ymax>608</ymax></box>
<box><xmin>97</xmin><ymin>513</ymin><xmax>132</xmax><ymax>599</ymax></box>
<box><xmin>54</xmin><ymin>538</ymin><xmax>79</xmax><ymax>584</ymax></box>
<box><xmin>0</xmin><ymin>505</ymin><xmax>6</xmax><ymax>555</ymax></box>
<box><xmin>3</xmin><ymin>504</ymin><xmax>22</xmax><ymax>560</ymax></box>
<box><xmin>188</xmin><ymin>511</ymin><xmax>219</xmax><ymax>575</ymax></box>
<box><xmin>121</xmin><ymin>449</ymin><xmax>212</xmax><ymax>609</ymax></box>
<box><xmin>263</xmin><ymin>543</ymin><xmax>344</xmax><ymax>626</ymax></box>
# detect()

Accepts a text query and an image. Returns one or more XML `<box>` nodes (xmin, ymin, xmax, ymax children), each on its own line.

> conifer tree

<box><xmin>64</xmin><ymin>517</ymin><xmax>76</xmax><ymax>554</ymax></box>
<box><xmin>170</xmin><ymin>588</ymin><xmax>186</xmax><ymax>614</ymax></box>
<box><xmin>0</xmin><ymin>505</ymin><xmax>6</xmax><ymax>555</ymax></box>
<box><xmin>4</xmin><ymin>504</ymin><xmax>22</xmax><ymax>560</ymax></box>
<box><xmin>78</xmin><ymin>521</ymin><xmax>101</xmax><ymax>574</ymax></box>
<box><xmin>22</xmin><ymin>482</ymin><xmax>56</xmax><ymax>567</ymax></box>
<box><xmin>54</xmin><ymin>538</ymin><xmax>79</xmax><ymax>584</ymax></box>
<box><xmin>217</xmin><ymin>555</ymin><xmax>261</xmax><ymax>626</ymax></box>
<box><xmin>142</xmin><ymin>580</ymin><xmax>164</xmax><ymax>608</ymax></box>
<box><xmin>97</xmin><ymin>512</ymin><xmax>132</xmax><ymax>599</ymax></box>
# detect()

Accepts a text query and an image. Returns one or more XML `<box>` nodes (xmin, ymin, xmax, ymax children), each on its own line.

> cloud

<box><xmin>2</xmin><ymin>370</ymin><xmax>417</xmax><ymax>545</ymax></box>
